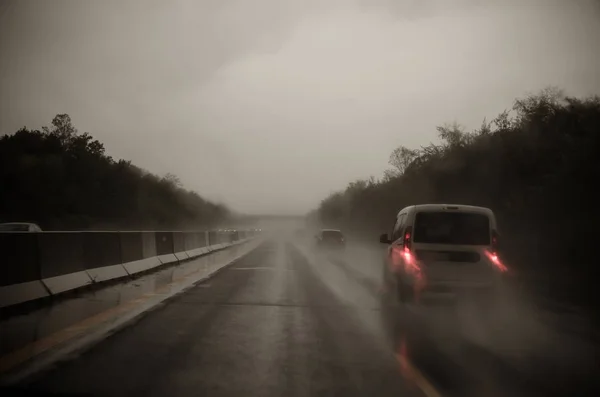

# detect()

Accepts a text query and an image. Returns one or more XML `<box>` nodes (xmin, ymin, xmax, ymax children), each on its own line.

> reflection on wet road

<box><xmin>0</xmin><ymin>248</ymin><xmax>236</xmax><ymax>358</ymax></box>
<box><xmin>3</xmin><ymin>239</ymin><xmax>598</xmax><ymax>397</ymax></box>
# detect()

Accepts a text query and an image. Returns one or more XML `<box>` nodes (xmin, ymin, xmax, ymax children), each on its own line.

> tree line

<box><xmin>315</xmin><ymin>88</ymin><xmax>599</xmax><ymax>308</ymax></box>
<box><xmin>0</xmin><ymin>114</ymin><xmax>229</xmax><ymax>230</ymax></box>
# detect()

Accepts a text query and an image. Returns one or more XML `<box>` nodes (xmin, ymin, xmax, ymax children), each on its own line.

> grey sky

<box><xmin>1</xmin><ymin>0</ymin><xmax>599</xmax><ymax>215</ymax></box>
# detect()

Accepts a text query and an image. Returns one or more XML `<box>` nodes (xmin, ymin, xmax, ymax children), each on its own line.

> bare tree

<box><xmin>388</xmin><ymin>145</ymin><xmax>419</xmax><ymax>175</ymax></box>
<box><xmin>163</xmin><ymin>173</ymin><xmax>183</xmax><ymax>188</ymax></box>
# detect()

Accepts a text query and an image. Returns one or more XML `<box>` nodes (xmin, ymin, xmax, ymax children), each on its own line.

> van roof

<box><xmin>400</xmin><ymin>204</ymin><xmax>494</xmax><ymax>215</ymax></box>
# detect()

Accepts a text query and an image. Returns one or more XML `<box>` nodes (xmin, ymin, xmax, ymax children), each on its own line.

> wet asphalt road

<box><xmin>10</xmin><ymin>241</ymin><xmax>426</xmax><ymax>397</ymax></box>
<box><xmin>3</xmin><ymin>240</ymin><xmax>595</xmax><ymax>397</ymax></box>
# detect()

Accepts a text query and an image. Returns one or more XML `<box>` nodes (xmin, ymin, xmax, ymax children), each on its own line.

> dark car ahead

<box><xmin>316</xmin><ymin>229</ymin><xmax>346</xmax><ymax>251</ymax></box>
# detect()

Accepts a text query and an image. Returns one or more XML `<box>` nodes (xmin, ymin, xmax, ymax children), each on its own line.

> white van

<box><xmin>379</xmin><ymin>204</ymin><xmax>506</xmax><ymax>305</ymax></box>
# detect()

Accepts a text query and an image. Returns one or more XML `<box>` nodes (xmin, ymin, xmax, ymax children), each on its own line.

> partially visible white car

<box><xmin>0</xmin><ymin>222</ymin><xmax>42</xmax><ymax>232</ymax></box>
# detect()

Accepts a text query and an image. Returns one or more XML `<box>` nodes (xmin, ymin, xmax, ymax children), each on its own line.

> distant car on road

<box><xmin>0</xmin><ymin>222</ymin><xmax>42</xmax><ymax>232</ymax></box>
<box><xmin>315</xmin><ymin>229</ymin><xmax>346</xmax><ymax>251</ymax></box>
<box><xmin>379</xmin><ymin>204</ymin><xmax>505</xmax><ymax>307</ymax></box>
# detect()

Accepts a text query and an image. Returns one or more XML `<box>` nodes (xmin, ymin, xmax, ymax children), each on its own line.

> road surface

<box><xmin>2</xmin><ymin>239</ymin><xmax>595</xmax><ymax>397</ymax></box>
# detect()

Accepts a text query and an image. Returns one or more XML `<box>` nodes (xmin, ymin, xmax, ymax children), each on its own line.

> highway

<box><xmin>2</xmin><ymin>238</ymin><xmax>596</xmax><ymax>397</ymax></box>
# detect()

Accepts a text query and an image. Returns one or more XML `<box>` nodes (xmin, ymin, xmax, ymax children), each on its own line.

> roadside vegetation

<box><xmin>0</xmin><ymin>114</ymin><xmax>229</xmax><ymax>230</ymax></box>
<box><xmin>315</xmin><ymin>88</ymin><xmax>600</xmax><ymax>309</ymax></box>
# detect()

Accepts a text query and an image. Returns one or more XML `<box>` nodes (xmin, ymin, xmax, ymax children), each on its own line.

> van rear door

<box><xmin>411</xmin><ymin>211</ymin><xmax>496</xmax><ymax>288</ymax></box>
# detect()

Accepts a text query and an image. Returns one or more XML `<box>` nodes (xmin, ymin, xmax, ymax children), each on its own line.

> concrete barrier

<box><xmin>204</xmin><ymin>231</ymin><xmax>216</xmax><ymax>252</ymax></box>
<box><xmin>155</xmin><ymin>232</ymin><xmax>177</xmax><ymax>265</ymax></box>
<box><xmin>184</xmin><ymin>232</ymin><xmax>206</xmax><ymax>258</ymax></box>
<box><xmin>197</xmin><ymin>232</ymin><xmax>210</xmax><ymax>255</ymax></box>
<box><xmin>220</xmin><ymin>231</ymin><xmax>232</xmax><ymax>248</ymax></box>
<box><xmin>120</xmin><ymin>232</ymin><xmax>161</xmax><ymax>275</ymax></box>
<box><xmin>0</xmin><ymin>233</ymin><xmax>48</xmax><ymax>308</ymax></box>
<box><xmin>142</xmin><ymin>232</ymin><xmax>157</xmax><ymax>258</ymax></box>
<box><xmin>202</xmin><ymin>232</ymin><xmax>211</xmax><ymax>253</ymax></box>
<box><xmin>208</xmin><ymin>231</ymin><xmax>217</xmax><ymax>246</ymax></box>
<box><xmin>183</xmin><ymin>232</ymin><xmax>198</xmax><ymax>251</ymax></box>
<box><xmin>0</xmin><ymin>230</ymin><xmax>257</xmax><ymax>310</ymax></box>
<box><xmin>208</xmin><ymin>231</ymin><xmax>225</xmax><ymax>251</ymax></box>
<box><xmin>0</xmin><ymin>236</ymin><xmax>262</xmax><ymax>380</ymax></box>
<box><xmin>38</xmin><ymin>233</ymin><xmax>92</xmax><ymax>295</ymax></box>
<box><xmin>172</xmin><ymin>232</ymin><xmax>188</xmax><ymax>261</ymax></box>
<box><xmin>83</xmin><ymin>232</ymin><xmax>127</xmax><ymax>283</ymax></box>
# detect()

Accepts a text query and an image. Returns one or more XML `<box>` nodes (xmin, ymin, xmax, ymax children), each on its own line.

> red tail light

<box><xmin>487</xmin><ymin>230</ymin><xmax>507</xmax><ymax>272</ymax></box>
<box><xmin>491</xmin><ymin>229</ymin><xmax>499</xmax><ymax>253</ymax></box>
<box><xmin>401</xmin><ymin>226</ymin><xmax>416</xmax><ymax>269</ymax></box>
<box><xmin>403</xmin><ymin>226</ymin><xmax>413</xmax><ymax>252</ymax></box>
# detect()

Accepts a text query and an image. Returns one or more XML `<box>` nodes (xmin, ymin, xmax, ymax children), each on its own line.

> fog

<box><xmin>1</xmin><ymin>0</ymin><xmax>599</xmax><ymax>214</ymax></box>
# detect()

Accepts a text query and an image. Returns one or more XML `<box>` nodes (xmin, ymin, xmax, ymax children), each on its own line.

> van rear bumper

<box><xmin>417</xmin><ymin>281</ymin><xmax>496</xmax><ymax>304</ymax></box>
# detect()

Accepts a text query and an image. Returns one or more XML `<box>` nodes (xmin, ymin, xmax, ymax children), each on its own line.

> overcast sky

<box><xmin>1</xmin><ymin>0</ymin><xmax>599</xmax><ymax>215</ymax></box>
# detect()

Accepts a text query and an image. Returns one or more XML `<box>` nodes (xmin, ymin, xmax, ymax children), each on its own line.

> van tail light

<box><xmin>487</xmin><ymin>229</ymin><xmax>507</xmax><ymax>272</ymax></box>
<box><xmin>390</xmin><ymin>226</ymin><xmax>422</xmax><ymax>278</ymax></box>
<box><xmin>402</xmin><ymin>226</ymin><xmax>413</xmax><ymax>265</ymax></box>
<box><xmin>403</xmin><ymin>226</ymin><xmax>413</xmax><ymax>252</ymax></box>
<box><xmin>491</xmin><ymin>229</ymin><xmax>499</xmax><ymax>253</ymax></box>
<box><xmin>401</xmin><ymin>226</ymin><xmax>421</xmax><ymax>274</ymax></box>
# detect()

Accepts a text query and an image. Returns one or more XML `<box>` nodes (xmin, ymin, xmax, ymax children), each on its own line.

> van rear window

<box><xmin>413</xmin><ymin>212</ymin><xmax>490</xmax><ymax>245</ymax></box>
